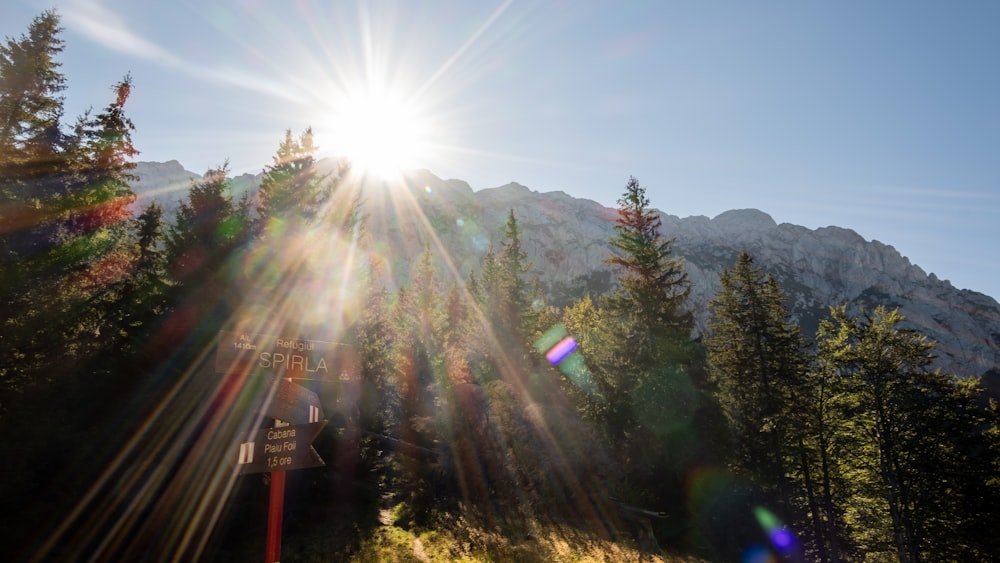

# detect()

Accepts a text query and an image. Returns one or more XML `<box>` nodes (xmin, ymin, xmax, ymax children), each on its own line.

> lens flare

<box><xmin>545</xmin><ymin>335</ymin><xmax>577</xmax><ymax>364</ymax></box>
<box><xmin>753</xmin><ymin>506</ymin><xmax>798</xmax><ymax>556</ymax></box>
<box><xmin>534</xmin><ymin>325</ymin><xmax>597</xmax><ymax>394</ymax></box>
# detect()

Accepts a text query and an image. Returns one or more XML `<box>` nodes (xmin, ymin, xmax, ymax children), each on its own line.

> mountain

<box><xmin>130</xmin><ymin>160</ymin><xmax>260</xmax><ymax>217</ymax></box>
<box><xmin>130</xmin><ymin>161</ymin><xmax>1000</xmax><ymax>379</ymax></box>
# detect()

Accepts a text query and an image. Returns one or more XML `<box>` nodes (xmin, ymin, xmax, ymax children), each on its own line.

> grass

<box><xmin>346</xmin><ymin>505</ymin><xmax>704</xmax><ymax>563</ymax></box>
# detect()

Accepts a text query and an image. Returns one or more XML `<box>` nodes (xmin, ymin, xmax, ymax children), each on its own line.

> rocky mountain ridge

<box><xmin>130</xmin><ymin>161</ymin><xmax>1000</xmax><ymax>379</ymax></box>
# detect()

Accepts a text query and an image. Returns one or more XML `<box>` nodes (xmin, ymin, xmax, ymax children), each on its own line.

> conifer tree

<box><xmin>255</xmin><ymin>127</ymin><xmax>352</xmax><ymax>234</ymax></box>
<box><xmin>1</xmin><ymin>71</ymin><xmax>139</xmax><ymax>387</ymax></box>
<box><xmin>815</xmin><ymin>305</ymin><xmax>1000</xmax><ymax>561</ymax></box>
<box><xmin>0</xmin><ymin>10</ymin><xmax>66</xmax><ymax>201</ymax></box>
<box><xmin>499</xmin><ymin>208</ymin><xmax>531</xmax><ymax>327</ymax></box>
<box><xmin>579</xmin><ymin>176</ymin><xmax>707</xmax><ymax>511</ymax></box>
<box><xmin>358</xmin><ymin>256</ymin><xmax>396</xmax><ymax>422</ymax></box>
<box><xmin>56</xmin><ymin>75</ymin><xmax>138</xmax><ymax>246</ymax></box>
<box><xmin>476</xmin><ymin>210</ymin><xmax>533</xmax><ymax>344</ymax></box>
<box><xmin>0</xmin><ymin>11</ymin><xmax>72</xmax><ymax>386</ymax></box>
<box><xmin>109</xmin><ymin>202</ymin><xmax>170</xmax><ymax>359</ymax></box>
<box><xmin>706</xmin><ymin>252</ymin><xmax>825</xmax><ymax>557</ymax></box>
<box><xmin>165</xmin><ymin>163</ymin><xmax>250</xmax><ymax>333</ymax></box>
<box><xmin>599</xmin><ymin>177</ymin><xmax>694</xmax><ymax>424</ymax></box>
<box><xmin>797</xmin><ymin>343</ymin><xmax>850</xmax><ymax>562</ymax></box>
<box><xmin>706</xmin><ymin>253</ymin><xmax>806</xmax><ymax>498</ymax></box>
<box><xmin>604</xmin><ymin>176</ymin><xmax>691</xmax><ymax>352</ymax></box>
<box><xmin>167</xmin><ymin>164</ymin><xmax>240</xmax><ymax>278</ymax></box>
<box><xmin>391</xmin><ymin>245</ymin><xmax>447</xmax><ymax>520</ymax></box>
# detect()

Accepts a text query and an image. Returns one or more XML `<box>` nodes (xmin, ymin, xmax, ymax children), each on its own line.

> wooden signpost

<box><xmin>236</xmin><ymin>420</ymin><xmax>327</xmax><ymax>474</ymax></box>
<box><xmin>216</xmin><ymin>330</ymin><xmax>346</xmax><ymax>563</ymax></box>
<box><xmin>259</xmin><ymin>372</ymin><xmax>324</xmax><ymax>425</ymax></box>
<box><xmin>215</xmin><ymin>330</ymin><xmax>354</xmax><ymax>380</ymax></box>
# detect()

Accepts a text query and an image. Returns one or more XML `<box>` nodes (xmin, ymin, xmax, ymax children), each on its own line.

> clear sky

<box><xmin>5</xmin><ymin>0</ymin><xmax>999</xmax><ymax>300</ymax></box>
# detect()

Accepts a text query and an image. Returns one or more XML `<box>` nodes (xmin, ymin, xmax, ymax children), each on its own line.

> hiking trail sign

<box><xmin>214</xmin><ymin>330</ymin><xmax>349</xmax><ymax>563</ymax></box>
<box><xmin>236</xmin><ymin>420</ymin><xmax>327</xmax><ymax>474</ymax></box>
<box><xmin>215</xmin><ymin>330</ymin><xmax>353</xmax><ymax>379</ymax></box>
<box><xmin>259</xmin><ymin>372</ymin><xmax>323</xmax><ymax>424</ymax></box>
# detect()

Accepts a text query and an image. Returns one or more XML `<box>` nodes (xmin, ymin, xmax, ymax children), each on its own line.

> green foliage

<box><xmin>255</xmin><ymin>127</ymin><xmax>355</xmax><ymax>235</ymax></box>
<box><xmin>706</xmin><ymin>252</ymin><xmax>807</xmax><ymax>497</ymax></box>
<box><xmin>256</xmin><ymin>128</ymin><xmax>319</xmax><ymax>223</ymax></box>
<box><xmin>475</xmin><ymin>209</ymin><xmax>534</xmax><ymax>349</ymax></box>
<box><xmin>815</xmin><ymin>305</ymin><xmax>1000</xmax><ymax>560</ymax></box>
<box><xmin>596</xmin><ymin>177</ymin><xmax>698</xmax><ymax>433</ymax></box>
<box><xmin>604</xmin><ymin>176</ymin><xmax>690</xmax><ymax>345</ymax></box>
<box><xmin>0</xmin><ymin>25</ymin><xmax>141</xmax><ymax>392</ymax></box>
<box><xmin>0</xmin><ymin>10</ymin><xmax>66</xmax><ymax>194</ymax></box>
<box><xmin>166</xmin><ymin>163</ymin><xmax>248</xmax><ymax>280</ymax></box>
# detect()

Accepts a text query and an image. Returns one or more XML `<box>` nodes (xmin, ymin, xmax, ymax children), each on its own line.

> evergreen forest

<box><xmin>2</xmin><ymin>12</ymin><xmax>999</xmax><ymax>562</ymax></box>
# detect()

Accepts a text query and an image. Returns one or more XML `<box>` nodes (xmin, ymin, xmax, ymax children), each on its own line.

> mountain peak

<box><xmin>712</xmin><ymin>208</ymin><xmax>777</xmax><ymax>231</ymax></box>
<box><xmin>494</xmin><ymin>182</ymin><xmax>531</xmax><ymax>193</ymax></box>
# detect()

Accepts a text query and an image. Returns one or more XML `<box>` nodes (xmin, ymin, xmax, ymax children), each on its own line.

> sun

<box><xmin>326</xmin><ymin>90</ymin><xmax>432</xmax><ymax>180</ymax></box>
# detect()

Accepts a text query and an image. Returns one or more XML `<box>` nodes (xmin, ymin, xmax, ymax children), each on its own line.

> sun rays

<box><xmin>326</xmin><ymin>89</ymin><xmax>433</xmax><ymax>181</ymax></box>
<box><xmin>18</xmin><ymin>3</ymin><xmax>634</xmax><ymax>560</ymax></box>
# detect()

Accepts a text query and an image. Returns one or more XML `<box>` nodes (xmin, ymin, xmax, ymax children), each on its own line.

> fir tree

<box><xmin>604</xmin><ymin>175</ymin><xmax>691</xmax><ymax>352</ymax></box>
<box><xmin>574</xmin><ymin>176</ymin><xmax>707</xmax><ymax>514</ymax></box>
<box><xmin>109</xmin><ymin>202</ymin><xmax>170</xmax><ymax>360</ymax></box>
<box><xmin>499</xmin><ymin>208</ymin><xmax>531</xmax><ymax>326</ymax></box>
<box><xmin>816</xmin><ymin>305</ymin><xmax>1000</xmax><ymax>561</ymax></box>
<box><xmin>0</xmin><ymin>11</ymin><xmax>70</xmax><ymax>389</ymax></box>
<box><xmin>0</xmin><ymin>9</ymin><xmax>67</xmax><ymax>200</ymax></box>
<box><xmin>167</xmin><ymin>163</ymin><xmax>246</xmax><ymax>280</ymax></box>
<box><xmin>706</xmin><ymin>253</ymin><xmax>805</xmax><ymax>492</ymax></box>
<box><xmin>165</xmin><ymin>162</ymin><xmax>250</xmax><ymax>336</ymax></box>
<box><xmin>706</xmin><ymin>252</ymin><xmax>817</xmax><ymax>557</ymax></box>
<box><xmin>255</xmin><ymin>127</ymin><xmax>353</xmax><ymax>234</ymax></box>
<box><xmin>599</xmin><ymin>176</ymin><xmax>695</xmax><ymax>424</ymax></box>
<box><xmin>1</xmin><ymin>73</ymin><xmax>139</xmax><ymax>389</ymax></box>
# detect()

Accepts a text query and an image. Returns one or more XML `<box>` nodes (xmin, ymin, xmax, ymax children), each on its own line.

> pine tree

<box><xmin>706</xmin><ymin>253</ymin><xmax>805</xmax><ymax>493</ymax></box>
<box><xmin>706</xmin><ymin>252</ymin><xmax>818</xmax><ymax>557</ymax></box>
<box><xmin>0</xmin><ymin>10</ymin><xmax>66</xmax><ymax>201</ymax></box>
<box><xmin>599</xmin><ymin>176</ymin><xmax>694</xmax><ymax>422</ymax></box>
<box><xmin>1</xmin><ymin>73</ymin><xmax>139</xmax><ymax>390</ymax></box>
<box><xmin>604</xmin><ymin>176</ymin><xmax>691</xmax><ymax>354</ymax></box>
<box><xmin>109</xmin><ymin>202</ymin><xmax>170</xmax><ymax>360</ymax></box>
<box><xmin>255</xmin><ymin>127</ymin><xmax>352</xmax><ymax>234</ymax></box>
<box><xmin>799</xmin><ymin>343</ymin><xmax>851</xmax><ymax>562</ymax></box>
<box><xmin>165</xmin><ymin>163</ymin><xmax>250</xmax><ymax>335</ymax></box>
<box><xmin>499</xmin><ymin>208</ymin><xmax>531</xmax><ymax>329</ymax></box>
<box><xmin>576</xmin><ymin>176</ymin><xmax>707</xmax><ymax>512</ymax></box>
<box><xmin>391</xmin><ymin>246</ymin><xmax>447</xmax><ymax>520</ymax></box>
<box><xmin>0</xmin><ymin>11</ymin><xmax>69</xmax><ymax>389</ymax></box>
<box><xmin>477</xmin><ymin>210</ymin><xmax>533</xmax><ymax>352</ymax></box>
<box><xmin>168</xmin><ymin>164</ymin><xmax>240</xmax><ymax>278</ymax></box>
<box><xmin>815</xmin><ymin>305</ymin><xmax>999</xmax><ymax>561</ymax></box>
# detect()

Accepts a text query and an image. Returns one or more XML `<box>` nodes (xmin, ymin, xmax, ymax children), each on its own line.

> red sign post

<box><xmin>266</xmin><ymin>420</ymin><xmax>287</xmax><ymax>563</ymax></box>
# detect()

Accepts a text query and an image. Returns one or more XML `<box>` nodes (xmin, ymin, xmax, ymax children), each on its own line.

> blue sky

<box><xmin>5</xmin><ymin>0</ymin><xmax>999</xmax><ymax>299</ymax></box>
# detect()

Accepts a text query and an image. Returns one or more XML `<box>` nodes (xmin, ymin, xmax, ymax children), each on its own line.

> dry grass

<box><xmin>352</xmin><ymin>508</ymin><xmax>705</xmax><ymax>563</ymax></box>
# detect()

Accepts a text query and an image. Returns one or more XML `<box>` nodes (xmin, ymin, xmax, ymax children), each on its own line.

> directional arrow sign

<box><xmin>259</xmin><ymin>373</ymin><xmax>324</xmax><ymax>425</ymax></box>
<box><xmin>236</xmin><ymin>421</ymin><xmax>327</xmax><ymax>474</ymax></box>
<box><xmin>215</xmin><ymin>330</ymin><xmax>357</xmax><ymax>380</ymax></box>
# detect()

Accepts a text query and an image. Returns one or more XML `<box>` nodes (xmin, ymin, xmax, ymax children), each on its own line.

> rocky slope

<box><xmin>464</xmin><ymin>181</ymin><xmax>999</xmax><ymax>379</ymax></box>
<box><xmin>131</xmin><ymin>162</ymin><xmax>1000</xmax><ymax>379</ymax></box>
